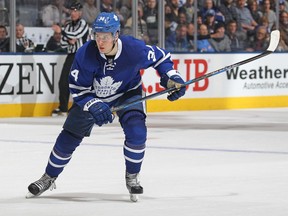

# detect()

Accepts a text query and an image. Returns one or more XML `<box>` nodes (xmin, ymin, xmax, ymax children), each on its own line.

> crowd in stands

<box><xmin>163</xmin><ymin>0</ymin><xmax>288</xmax><ymax>52</ymax></box>
<box><xmin>1</xmin><ymin>0</ymin><xmax>288</xmax><ymax>53</ymax></box>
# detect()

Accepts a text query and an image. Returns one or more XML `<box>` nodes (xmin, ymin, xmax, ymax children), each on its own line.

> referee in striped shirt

<box><xmin>52</xmin><ymin>1</ymin><xmax>89</xmax><ymax>116</ymax></box>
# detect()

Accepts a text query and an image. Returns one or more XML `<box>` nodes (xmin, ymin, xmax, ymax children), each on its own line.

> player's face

<box><xmin>95</xmin><ymin>32</ymin><xmax>114</xmax><ymax>53</ymax></box>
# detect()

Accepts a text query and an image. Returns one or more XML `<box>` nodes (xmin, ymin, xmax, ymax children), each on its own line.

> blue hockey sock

<box><xmin>124</xmin><ymin>142</ymin><xmax>145</xmax><ymax>174</ymax></box>
<box><xmin>120</xmin><ymin>111</ymin><xmax>147</xmax><ymax>174</ymax></box>
<box><xmin>45</xmin><ymin>130</ymin><xmax>83</xmax><ymax>177</ymax></box>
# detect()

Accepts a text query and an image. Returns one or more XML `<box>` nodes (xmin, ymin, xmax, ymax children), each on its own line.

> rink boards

<box><xmin>0</xmin><ymin>53</ymin><xmax>287</xmax><ymax>117</ymax></box>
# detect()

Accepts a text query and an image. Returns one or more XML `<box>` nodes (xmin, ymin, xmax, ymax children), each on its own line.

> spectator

<box><xmin>200</xmin><ymin>0</ymin><xmax>225</xmax><ymax>23</ymax></box>
<box><xmin>272</xmin><ymin>11</ymin><xmax>288</xmax><ymax>50</ymax></box>
<box><xmin>187</xmin><ymin>21</ymin><xmax>220</xmax><ymax>52</ymax></box>
<box><xmin>247</xmin><ymin>0</ymin><xmax>263</xmax><ymax>24</ymax></box>
<box><xmin>143</xmin><ymin>0</ymin><xmax>158</xmax><ymax>45</ymax></box>
<box><xmin>40</xmin><ymin>0</ymin><xmax>69</xmax><ymax>27</ymax></box>
<box><xmin>219</xmin><ymin>0</ymin><xmax>242</xmax><ymax>31</ymax></box>
<box><xmin>279</xmin><ymin>11</ymin><xmax>288</xmax><ymax>46</ymax></box>
<box><xmin>261</xmin><ymin>0</ymin><xmax>277</xmax><ymax>31</ymax></box>
<box><xmin>279</xmin><ymin>0</ymin><xmax>288</xmax><ymax>13</ymax></box>
<box><xmin>119</xmin><ymin>0</ymin><xmax>132</xmax><ymax>27</ymax></box>
<box><xmin>187</xmin><ymin>20</ymin><xmax>220</xmax><ymax>44</ymax></box>
<box><xmin>100</xmin><ymin>0</ymin><xmax>113</xmax><ymax>12</ymax></box>
<box><xmin>123</xmin><ymin>3</ymin><xmax>150</xmax><ymax>44</ymax></box>
<box><xmin>166</xmin><ymin>0</ymin><xmax>180</xmax><ymax>23</ymax></box>
<box><xmin>45</xmin><ymin>24</ymin><xmax>66</xmax><ymax>52</ymax></box>
<box><xmin>52</xmin><ymin>1</ymin><xmax>89</xmax><ymax>116</ymax></box>
<box><xmin>165</xmin><ymin>23</ymin><xmax>192</xmax><ymax>52</ymax></box>
<box><xmin>196</xmin><ymin>11</ymin><xmax>203</xmax><ymax>26</ymax></box>
<box><xmin>204</xmin><ymin>9</ymin><xmax>219</xmax><ymax>34</ymax></box>
<box><xmin>225</xmin><ymin>19</ymin><xmax>247</xmax><ymax>52</ymax></box>
<box><xmin>118</xmin><ymin>0</ymin><xmax>143</xmax><ymax>27</ymax></box>
<box><xmin>186</xmin><ymin>22</ymin><xmax>195</xmax><ymax>50</ymax></box>
<box><xmin>265</xmin><ymin>0</ymin><xmax>276</xmax><ymax>11</ymax></box>
<box><xmin>82</xmin><ymin>0</ymin><xmax>98</xmax><ymax>27</ymax></box>
<box><xmin>187</xmin><ymin>19</ymin><xmax>220</xmax><ymax>43</ymax></box>
<box><xmin>0</xmin><ymin>25</ymin><xmax>9</xmax><ymax>52</ymax></box>
<box><xmin>276</xmin><ymin>30</ymin><xmax>288</xmax><ymax>52</ymax></box>
<box><xmin>164</xmin><ymin>3</ymin><xmax>178</xmax><ymax>37</ymax></box>
<box><xmin>209</xmin><ymin>22</ymin><xmax>231</xmax><ymax>52</ymax></box>
<box><xmin>178</xmin><ymin>11</ymin><xmax>188</xmax><ymax>25</ymax></box>
<box><xmin>178</xmin><ymin>0</ymin><xmax>196</xmax><ymax>24</ymax></box>
<box><xmin>258</xmin><ymin>15</ymin><xmax>270</xmax><ymax>32</ymax></box>
<box><xmin>235</xmin><ymin>0</ymin><xmax>258</xmax><ymax>39</ymax></box>
<box><xmin>246</xmin><ymin>25</ymin><xmax>269</xmax><ymax>52</ymax></box>
<box><xmin>196</xmin><ymin>23</ymin><xmax>215</xmax><ymax>52</ymax></box>
<box><xmin>16</xmin><ymin>23</ymin><xmax>35</xmax><ymax>52</ymax></box>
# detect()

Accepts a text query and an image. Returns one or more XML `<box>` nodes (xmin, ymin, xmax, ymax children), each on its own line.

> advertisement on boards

<box><xmin>0</xmin><ymin>53</ymin><xmax>287</xmax><ymax>116</ymax></box>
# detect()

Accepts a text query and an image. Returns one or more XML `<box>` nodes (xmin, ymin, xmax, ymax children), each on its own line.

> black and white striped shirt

<box><xmin>61</xmin><ymin>18</ymin><xmax>89</xmax><ymax>54</ymax></box>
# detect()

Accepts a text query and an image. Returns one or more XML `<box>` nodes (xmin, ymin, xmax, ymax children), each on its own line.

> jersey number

<box><xmin>71</xmin><ymin>69</ymin><xmax>79</xmax><ymax>82</ymax></box>
<box><xmin>147</xmin><ymin>50</ymin><xmax>156</xmax><ymax>62</ymax></box>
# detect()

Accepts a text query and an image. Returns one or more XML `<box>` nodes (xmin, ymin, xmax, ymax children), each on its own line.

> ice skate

<box><xmin>126</xmin><ymin>172</ymin><xmax>143</xmax><ymax>202</ymax></box>
<box><xmin>26</xmin><ymin>173</ymin><xmax>56</xmax><ymax>198</ymax></box>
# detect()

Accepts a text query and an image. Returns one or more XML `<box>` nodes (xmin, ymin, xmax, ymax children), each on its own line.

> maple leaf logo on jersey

<box><xmin>94</xmin><ymin>76</ymin><xmax>122</xmax><ymax>97</ymax></box>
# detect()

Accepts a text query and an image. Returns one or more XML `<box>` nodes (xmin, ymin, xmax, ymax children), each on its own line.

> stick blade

<box><xmin>267</xmin><ymin>30</ymin><xmax>280</xmax><ymax>52</ymax></box>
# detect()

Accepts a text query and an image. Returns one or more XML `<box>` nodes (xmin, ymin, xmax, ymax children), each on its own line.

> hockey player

<box><xmin>26</xmin><ymin>12</ymin><xmax>186</xmax><ymax>202</ymax></box>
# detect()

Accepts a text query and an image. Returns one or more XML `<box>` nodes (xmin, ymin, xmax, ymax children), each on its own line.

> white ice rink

<box><xmin>1</xmin><ymin>108</ymin><xmax>288</xmax><ymax>216</ymax></box>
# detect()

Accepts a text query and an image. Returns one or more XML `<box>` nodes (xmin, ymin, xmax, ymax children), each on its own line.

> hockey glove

<box><xmin>84</xmin><ymin>98</ymin><xmax>114</xmax><ymax>127</ymax></box>
<box><xmin>160</xmin><ymin>73</ymin><xmax>186</xmax><ymax>101</ymax></box>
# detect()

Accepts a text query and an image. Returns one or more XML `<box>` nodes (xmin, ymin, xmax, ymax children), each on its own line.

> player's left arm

<box><xmin>142</xmin><ymin>45</ymin><xmax>186</xmax><ymax>101</ymax></box>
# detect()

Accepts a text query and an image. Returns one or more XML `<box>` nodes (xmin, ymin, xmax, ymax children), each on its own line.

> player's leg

<box><xmin>120</xmin><ymin>110</ymin><xmax>146</xmax><ymax>175</ymax></box>
<box><xmin>26</xmin><ymin>104</ymin><xmax>95</xmax><ymax>198</ymax></box>
<box><xmin>119</xmin><ymin>109</ymin><xmax>147</xmax><ymax>202</ymax></box>
<box><xmin>116</xmin><ymin>89</ymin><xmax>147</xmax><ymax>201</ymax></box>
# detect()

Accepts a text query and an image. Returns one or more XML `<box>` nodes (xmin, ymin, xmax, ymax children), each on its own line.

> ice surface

<box><xmin>1</xmin><ymin>108</ymin><xmax>288</xmax><ymax>216</ymax></box>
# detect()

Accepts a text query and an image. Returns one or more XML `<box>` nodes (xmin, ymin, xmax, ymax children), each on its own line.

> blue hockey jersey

<box><xmin>69</xmin><ymin>35</ymin><xmax>176</xmax><ymax>109</ymax></box>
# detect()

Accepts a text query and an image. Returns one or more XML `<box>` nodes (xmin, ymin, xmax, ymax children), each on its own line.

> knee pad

<box><xmin>120</xmin><ymin>110</ymin><xmax>147</xmax><ymax>145</ymax></box>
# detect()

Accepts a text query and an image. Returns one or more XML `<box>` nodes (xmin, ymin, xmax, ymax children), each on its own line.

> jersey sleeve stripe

<box><xmin>71</xmin><ymin>89</ymin><xmax>95</xmax><ymax>98</ymax></box>
<box><xmin>154</xmin><ymin>51</ymin><xmax>171</xmax><ymax>68</ymax></box>
<box><xmin>69</xmin><ymin>84</ymin><xmax>91</xmax><ymax>90</ymax></box>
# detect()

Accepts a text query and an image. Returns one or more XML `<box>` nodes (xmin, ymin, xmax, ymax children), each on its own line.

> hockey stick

<box><xmin>111</xmin><ymin>30</ymin><xmax>280</xmax><ymax>113</ymax></box>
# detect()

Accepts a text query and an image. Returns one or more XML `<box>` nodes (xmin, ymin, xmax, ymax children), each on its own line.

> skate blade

<box><xmin>130</xmin><ymin>194</ymin><xmax>139</xmax><ymax>202</ymax></box>
<box><xmin>25</xmin><ymin>192</ymin><xmax>36</xmax><ymax>199</ymax></box>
